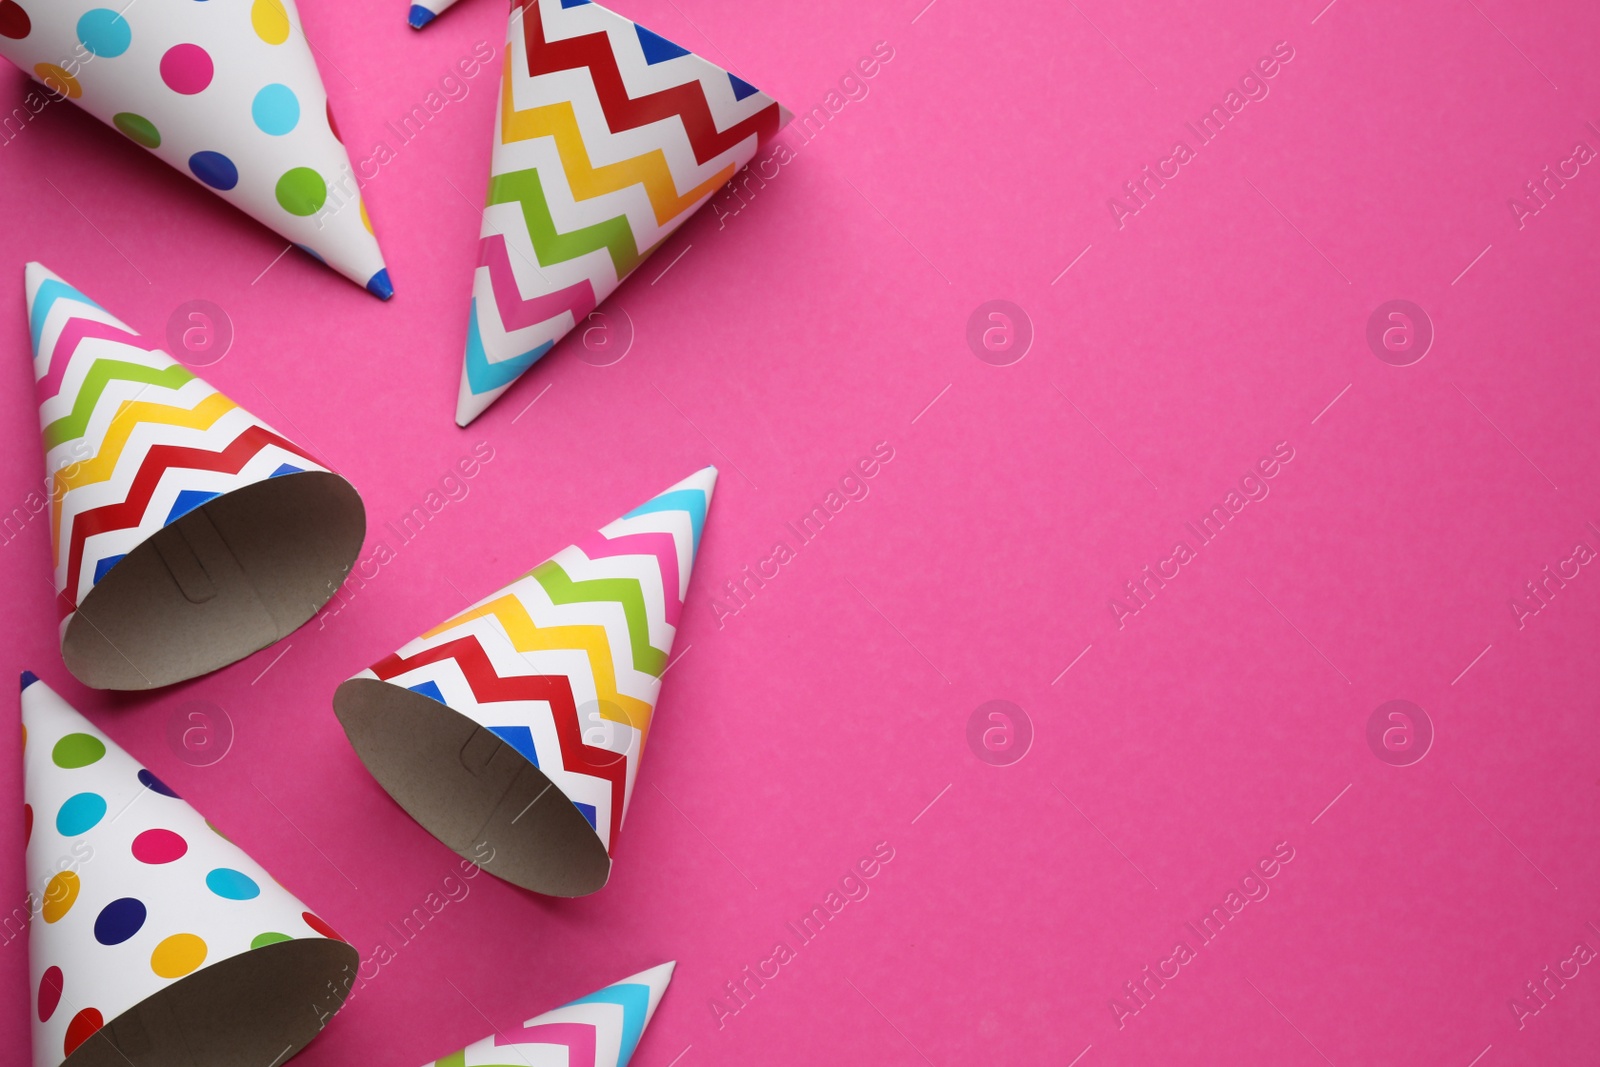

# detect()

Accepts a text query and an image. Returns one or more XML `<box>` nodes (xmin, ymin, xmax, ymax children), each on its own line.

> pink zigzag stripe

<box><xmin>481</xmin><ymin>233</ymin><xmax>597</xmax><ymax>332</ymax></box>
<box><xmin>36</xmin><ymin>318</ymin><xmax>148</xmax><ymax>405</ymax></box>
<box><xmin>575</xmin><ymin>530</ymin><xmax>684</xmax><ymax>626</ymax></box>
<box><xmin>495</xmin><ymin>1021</ymin><xmax>596</xmax><ymax>1065</ymax></box>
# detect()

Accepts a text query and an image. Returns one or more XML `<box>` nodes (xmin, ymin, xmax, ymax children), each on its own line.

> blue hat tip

<box><xmin>408</xmin><ymin>5</ymin><xmax>436</xmax><ymax>28</ymax></box>
<box><xmin>20</xmin><ymin>671</ymin><xmax>38</xmax><ymax>691</ymax></box>
<box><xmin>366</xmin><ymin>268</ymin><xmax>394</xmax><ymax>300</ymax></box>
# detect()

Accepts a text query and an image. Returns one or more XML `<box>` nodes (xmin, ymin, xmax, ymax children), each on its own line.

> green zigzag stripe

<box><xmin>487</xmin><ymin>167</ymin><xmax>646</xmax><ymax>279</ymax></box>
<box><xmin>43</xmin><ymin>360</ymin><xmax>197</xmax><ymax>450</ymax></box>
<box><xmin>531</xmin><ymin>560</ymin><xmax>667</xmax><ymax>677</ymax></box>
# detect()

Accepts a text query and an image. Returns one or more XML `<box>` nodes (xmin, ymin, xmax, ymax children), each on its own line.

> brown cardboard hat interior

<box><xmin>65</xmin><ymin>936</ymin><xmax>357</xmax><ymax>1067</ymax></box>
<box><xmin>62</xmin><ymin>471</ymin><xmax>365</xmax><ymax>690</ymax></box>
<box><xmin>333</xmin><ymin>677</ymin><xmax>613</xmax><ymax>897</ymax></box>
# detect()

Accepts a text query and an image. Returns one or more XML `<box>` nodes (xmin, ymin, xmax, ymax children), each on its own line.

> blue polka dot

<box><xmin>187</xmin><ymin>151</ymin><xmax>238</xmax><ymax>191</ymax></box>
<box><xmin>93</xmin><ymin>897</ymin><xmax>146</xmax><ymax>945</ymax></box>
<box><xmin>205</xmin><ymin>868</ymin><xmax>261</xmax><ymax>900</ymax></box>
<box><xmin>76</xmin><ymin>9</ymin><xmax>131</xmax><ymax>57</ymax></box>
<box><xmin>55</xmin><ymin>793</ymin><xmax>106</xmax><ymax>836</ymax></box>
<box><xmin>138</xmin><ymin>769</ymin><xmax>179</xmax><ymax>798</ymax></box>
<box><xmin>251</xmin><ymin>83</ymin><xmax>299</xmax><ymax>135</ymax></box>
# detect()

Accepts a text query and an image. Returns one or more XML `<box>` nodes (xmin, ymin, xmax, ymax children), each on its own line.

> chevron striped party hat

<box><xmin>424</xmin><ymin>962</ymin><xmax>675</xmax><ymax>1067</ymax></box>
<box><xmin>21</xmin><ymin>673</ymin><xmax>359</xmax><ymax>1067</ymax></box>
<box><xmin>335</xmin><ymin>467</ymin><xmax>715</xmax><ymax>896</ymax></box>
<box><xmin>26</xmin><ymin>263</ymin><xmax>367</xmax><ymax>690</ymax></box>
<box><xmin>0</xmin><ymin>0</ymin><xmax>393</xmax><ymax>297</ymax></box>
<box><xmin>454</xmin><ymin>0</ymin><xmax>790</xmax><ymax>425</ymax></box>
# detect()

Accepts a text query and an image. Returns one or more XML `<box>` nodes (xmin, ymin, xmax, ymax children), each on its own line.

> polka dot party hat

<box><xmin>334</xmin><ymin>467</ymin><xmax>715</xmax><ymax>896</ymax></box>
<box><xmin>21</xmin><ymin>673</ymin><xmax>359</xmax><ymax>1067</ymax></box>
<box><xmin>27</xmin><ymin>263</ymin><xmax>366</xmax><ymax>690</ymax></box>
<box><xmin>422</xmin><ymin>962</ymin><xmax>675</xmax><ymax>1067</ymax></box>
<box><xmin>0</xmin><ymin>0</ymin><xmax>393</xmax><ymax>298</ymax></box>
<box><xmin>406</xmin><ymin>0</ymin><xmax>461</xmax><ymax>31</ymax></box>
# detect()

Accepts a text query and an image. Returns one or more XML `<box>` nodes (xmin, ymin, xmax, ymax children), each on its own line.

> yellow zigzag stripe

<box><xmin>427</xmin><ymin>593</ymin><xmax>655</xmax><ymax>733</ymax></box>
<box><xmin>500</xmin><ymin>62</ymin><xmax>735</xmax><ymax>228</ymax></box>
<box><xmin>50</xmin><ymin>391</ymin><xmax>237</xmax><ymax>567</ymax></box>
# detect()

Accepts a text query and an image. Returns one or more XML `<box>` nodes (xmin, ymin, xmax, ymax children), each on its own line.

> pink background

<box><xmin>4</xmin><ymin>0</ymin><xmax>1600</xmax><ymax>1063</ymax></box>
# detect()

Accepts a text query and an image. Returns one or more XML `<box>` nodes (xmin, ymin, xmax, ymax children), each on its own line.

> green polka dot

<box><xmin>274</xmin><ymin>167</ymin><xmax>326</xmax><ymax>216</ymax></box>
<box><xmin>251</xmin><ymin>932</ymin><xmax>292</xmax><ymax>949</ymax></box>
<box><xmin>112</xmin><ymin>112</ymin><xmax>159</xmax><ymax>148</ymax></box>
<box><xmin>51</xmin><ymin>733</ymin><xmax>105</xmax><ymax>769</ymax></box>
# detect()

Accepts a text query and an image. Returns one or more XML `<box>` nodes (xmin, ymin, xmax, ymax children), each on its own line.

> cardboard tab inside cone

<box><xmin>0</xmin><ymin>0</ymin><xmax>393</xmax><ymax>297</ymax></box>
<box><xmin>454</xmin><ymin>0</ymin><xmax>791</xmax><ymax>425</ymax></box>
<box><xmin>21</xmin><ymin>674</ymin><xmax>358</xmax><ymax>1067</ymax></box>
<box><xmin>335</xmin><ymin>467</ymin><xmax>715</xmax><ymax>896</ymax></box>
<box><xmin>26</xmin><ymin>264</ymin><xmax>366</xmax><ymax>690</ymax></box>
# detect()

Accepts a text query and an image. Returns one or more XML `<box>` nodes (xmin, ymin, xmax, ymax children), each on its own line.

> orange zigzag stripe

<box><xmin>425</xmin><ymin>592</ymin><xmax>656</xmax><ymax>732</ymax></box>
<box><xmin>500</xmin><ymin>61</ymin><xmax>735</xmax><ymax>228</ymax></box>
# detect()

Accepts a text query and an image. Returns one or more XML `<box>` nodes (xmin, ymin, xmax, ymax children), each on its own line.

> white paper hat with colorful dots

<box><xmin>21</xmin><ymin>673</ymin><xmax>359</xmax><ymax>1067</ymax></box>
<box><xmin>0</xmin><ymin>0</ymin><xmax>393</xmax><ymax>298</ymax></box>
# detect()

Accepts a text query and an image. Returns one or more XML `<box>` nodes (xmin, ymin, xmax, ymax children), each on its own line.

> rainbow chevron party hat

<box><xmin>421</xmin><ymin>962</ymin><xmax>675</xmax><ymax>1067</ymax></box>
<box><xmin>21</xmin><ymin>674</ymin><xmax>358</xmax><ymax>1067</ymax></box>
<box><xmin>335</xmin><ymin>467</ymin><xmax>715</xmax><ymax>896</ymax></box>
<box><xmin>0</xmin><ymin>0</ymin><xmax>393</xmax><ymax>297</ymax></box>
<box><xmin>26</xmin><ymin>263</ymin><xmax>366</xmax><ymax>690</ymax></box>
<box><xmin>454</xmin><ymin>0</ymin><xmax>790</xmax><ymax>425</ymax></box>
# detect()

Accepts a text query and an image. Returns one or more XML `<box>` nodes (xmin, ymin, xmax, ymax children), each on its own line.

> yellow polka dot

<box><xmin>42</xmin><ymin>871</ymin><xmax>79</xmax><ymax>924</ymax></box>
<box><xmin>34</xmin><ymin>64</ymin><xmax>81</xmax><ymax>100</ymax></box>
<box><xmin>360</xmin><ymin>199</ymin><xmax>373</xmax><ymax>235</ymax></box>
<box><xmin>151</xmin><ymin>933</ymin><xmax>208</xmax><ymax>979</ymax></box>
<box><xmin>251</xmin><ymin>0</ymin><xmax>290</xmax><ymax>45</ymax></box>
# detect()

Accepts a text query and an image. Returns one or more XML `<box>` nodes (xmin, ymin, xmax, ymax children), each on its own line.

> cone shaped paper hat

<box><xmin>407</xmin><ymin>0</ymin><xmax>460</xmax><ymax>30</ymax></box>
<box><xmin>0</xmin><ymin>1</ymin><xmax>393</xmax><ymax>297</ymax></box>
<box><xmin>26</xmin><ymin>264</ymin><xmax>366</xmax><ymax>690</ymax></box>
<box><xmin>335</xmin><ymin>467</ymin><xmax>715</xmax><ymax>896</ymax></box>
<box><xmin>423</xmin><ymin>962</ymin><xmax>675</xmax><ymax>1067</ymax></box>
<box><xmin>21</xmin><ymin>674</ymin><xmax>359</xmax><ymax>1067</ymax></box>
<box><xmin>454</xmin><ymin>0</ymin><xmax>791</xmax><ymax>425</ymax></box>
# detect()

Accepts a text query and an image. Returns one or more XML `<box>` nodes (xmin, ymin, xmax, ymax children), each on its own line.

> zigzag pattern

<box><xmin>26</xmin><ymin>265</ymin><xmax>329</xmax><ymax>621</ymax></box>
<box><xmin>428</xmin><ymin>963</ymin><xmax>672</xmax><ymax>1067</ymax></box>
<box><xmin>352</xmin><ymin>468</ymin><xmax>715</xmax><ymax>854</ymax></box>
<box><xmin>455</xmin><ymin>0</ymin><xmax>788</xmax><ymax>425</ymax></box>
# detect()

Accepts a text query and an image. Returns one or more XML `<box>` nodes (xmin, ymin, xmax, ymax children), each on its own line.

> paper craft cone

<box><xmin>454</xmin><ymin>0</ymin><xmax>791</xmax><ymax>425</ymax></box>
<box><xmin>26</xmin><ymin>263</ymin><xmax>366</xmax><ymax>690</ymax></box>
<box><xmin>21</xmin><ymin>674</ymin><xmax>359</xmax><ymax>1067</ymax></box>
<box><xmin>335</xmin><ymin>467</ymin><xmax>715</xmax><ymax>896</ymax></box>
<box><xmin>0</xmin><ymin>0</ymin><xmax>393</xmax><ymax>297</ymax></box>
<box><xmin>422</xmin><ymin>962</ymin><xmax>674</xmax><ymax>1067</ymax></box>
<box><xmin>407</xmin><ymin>0</ymin><xmax>460</xmax><ymax>30</ymax></box>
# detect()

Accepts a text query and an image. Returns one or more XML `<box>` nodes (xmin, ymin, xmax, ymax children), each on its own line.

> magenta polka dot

<box><xmin>131</xmin><ymin>828</ymin><xmax>187</xmax><ymax>864</ymax></box>
<box><xmin>159</xmin><ymin>43</ymin><xmax>213</xmax><ymax>95</ymax></box>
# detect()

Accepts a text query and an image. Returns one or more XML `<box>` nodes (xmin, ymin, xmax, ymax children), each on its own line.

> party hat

<box><xmin>26</xmin><ymin>263</ymin><xmax>366</xmax><ymax>690</ymax></box>
<box><xmin>21</xmin><ymin>674</ymin><xmax>359</xmax><ymax>1067</ymax></box>
<box><xmin>335</xmin><ymin>467</ymin><xmax>715</xmax><ymax>896</ymax></box>
<box><xmin>422</xmin><ymin>962</ymin><xmax>675</xmax><ymax>1067</ymax></box>
<box><xmin>454</xmin><ymin>0</ymin><xmax>790</xmax><ymax>425</ymax></box>
<box><xmin>407</xmin><ymin>0</ymin><xmax>460</xmax><ymax>30</ymax></box>
<box><xmin>0</xmin><ymin>0</ymin><xmax>393</xmax><ymax>297</ymax></box>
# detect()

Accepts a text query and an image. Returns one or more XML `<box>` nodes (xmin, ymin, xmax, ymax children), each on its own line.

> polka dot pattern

<box><xmin>251</xmin><ymin>83</ymin><xmax>299</xmax><ymax>135</ymax></box>
<box><xmin>251</xmin><ymin>931</ymin><xmax>292</xmax><ymax>949</ymax></box>
<box><xmin>56</xmin><ymin>792</ymin><xmax>105</xmax><ymax>835</ymax></box>
<box><xmin>275</xmin><ymin>167</ymin><xmax>327</xmax><ymax>216</ymax></box>
<box><xmin>151</xmin><ymin>933</ymin><xmax>207</xmax><ymax>978</ymax></box>
<box><xmin>251</xmin><ymin>0</ymin><xmax>290</xmax><ymax>45</ymax></box>
<box><xmin>138</xmin><ymin>768</ymin><xmax>179</xmax><ymax>798</ymax></box>
<box><xmin>159</xmin><ymin>43</ymin><xmax>212</xmax><ymax>95</ymax></box>
<box><xmin>93</xmin><ymin>897</ymin><xmax>147</xmax><ymax>945</ymax></box>
<box><xmin>51</xmin><ymin>732</ymin><xmax>105</xmax><ymax>769</ymax></box>
<box><xmin>0</xmin><ymin>0</ymin><xmax>29</xmax><ymax>40</ymax></box>
<box><xmin>206</xmin><ymin>867</ymin><xmax>260</xmax><ymax>900</ymax></box>
<box><xmin>34</xmin><ymin>63</ymin><xmax>80</xmax><ymax>99</ymax></box>
<box><xmin>37</xmin><ymin>966</ymin><xmax>63</xmax><ymax>1023</ymax></box>
<box><xmin>131</xmin><ymin>828</ymin><xmax>187</xmax><ymax>864</ymax></box>
<box><xmin>75</xmin><ymin>8</ymin><xmax>129</xmax><ymax>57</ymax></box>
<box><xmin>189</xmin><ymin>150</ymin><xmax>239</xmax><ymax>191</ymax></box>
<box><xmin>42</xmin><ymin>871</ymin><xmax>79</xmax><ymax>923</ymax></box>
<box><xmin>113</xmin><ymin>112</ymin><xmax>160</xmax><ymax>148</ymax></box>
<box><xmin>302</xmin><ymin>911</ymin><xmax>344</xmax><ymax>941</ymax></box>
<box><xmin>64</xmin><ymin>1007</ymin><xmax>103</xmax><ymax>1057</ymax></box>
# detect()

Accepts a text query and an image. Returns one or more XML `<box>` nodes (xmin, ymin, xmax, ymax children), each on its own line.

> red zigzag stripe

<box><xmin>372</xmin><ymin>636</ymin><xmax>628</xmax><ymax>848</ymax></box>
<box><xmin>60</xmin><ymin>426</ymin><xmax>315</xmax><ymax>616</ymax></box>
<box><xmin>519</xmin><ymin>0</ymin><xmax>782</xmax><ymax>168</ymax></box>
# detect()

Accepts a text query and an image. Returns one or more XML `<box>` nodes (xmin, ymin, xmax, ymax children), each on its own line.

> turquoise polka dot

<box><xmin>205</xmin><ymin>868</ymin><xmax>260</xmax><ymax>900</ymax></box>
<box><xmin>76</xmin><ymin>9</ymin><xmax>130</xmax><ymax>57</ymax></box>
<box><xmin>250</xmin><ymin>83</ymin><xmax>299</xmax><ymax>135</ymax></box>
<box><xmin>56</xmin><ymin>793</ymin><xmax>106</xmax><ymax>836</ymax></box>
